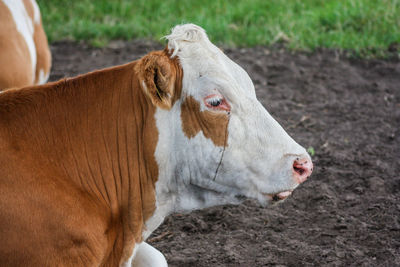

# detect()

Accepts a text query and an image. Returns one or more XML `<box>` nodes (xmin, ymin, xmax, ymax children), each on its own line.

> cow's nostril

<box><xmin>293</xmin><ymin>165</ymin><xmax>305</xmax><ymax>176</ymax></box>
<box><xmin>293</xmin><ymin>157</ymin><xmax>313</xmax><ymax>184</ymax></box>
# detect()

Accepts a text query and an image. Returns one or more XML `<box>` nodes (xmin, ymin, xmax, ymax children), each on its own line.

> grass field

<box><xmin>37</xmin><ymin>0</ymin><xmax>399</xmax><ymax>57</ymax></box>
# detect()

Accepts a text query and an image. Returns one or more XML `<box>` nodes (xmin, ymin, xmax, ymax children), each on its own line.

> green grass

<box><xmin>37</xmin><ymin>0</ymin><xmax>400</xmax><ymax>57</ymax></box>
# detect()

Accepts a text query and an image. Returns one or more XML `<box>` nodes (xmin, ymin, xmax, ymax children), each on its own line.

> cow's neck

<box><xmin>0</xmin><ymin>61</ymin><xmax>159</xmax><ymax>259</ymax></box>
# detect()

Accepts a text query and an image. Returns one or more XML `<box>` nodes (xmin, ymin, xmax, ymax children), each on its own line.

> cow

<box><xmin>0</xmin><ymin>24</ymin><xmax>313</xmax><ymax>266</ymax></box>
<box><xmin>0</xmin><ymin>0</ymin><xmax>51</xmax><ymax>90</ymax></box>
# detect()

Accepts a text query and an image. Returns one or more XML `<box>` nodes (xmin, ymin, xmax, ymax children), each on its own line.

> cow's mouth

<box><xmin>264</xmin><ymin>190</ymin><xmax>293</xmax><ymax>202</ymax></box>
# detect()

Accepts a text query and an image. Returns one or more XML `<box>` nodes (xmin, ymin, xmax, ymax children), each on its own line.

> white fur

<box><xmin>2</xmin><ymin>0</ymin><xmax>37</xmax><ymax>82</ymax></box>
<box><xmin>131</xmin><ymin>243</ymin><xmax>167</xmax><ymax>267</ymax></box>
<box><xmin>30</xmin><ymin>0</ymin><xmax>40</xmax><ymax>25</ymax></box>
<box><xmin>145</xmin><ymin>23</ymin><xmax>310</xmax><ymax>250</ymax></box>
<box><xmin>38</xmin><ymin>69</ymin><xmax>49</xmax><ymax>85</ymax></box>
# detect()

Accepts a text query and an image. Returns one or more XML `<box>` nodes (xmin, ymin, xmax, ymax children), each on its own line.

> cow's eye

<box><xmin>204</xmin><ymin>94</ymin><xmax>231</xmax><ymax>111</ymax></box>
<box><xmin>207</xmin><ymin>97</ymin><xmax>222</xmax><ymax>107</ymax></box>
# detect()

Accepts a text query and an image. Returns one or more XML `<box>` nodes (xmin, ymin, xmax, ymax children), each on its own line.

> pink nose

<box><xmin>293</xmin><ymin>157</ymin><xmax>313</xmax><ymax>184</ymax></box>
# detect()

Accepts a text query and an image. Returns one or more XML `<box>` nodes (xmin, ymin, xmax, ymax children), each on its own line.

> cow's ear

<box><xmin>136</xmin><ymin>52</ymin><xmax>180</xmax><ymax>109</ymax></box>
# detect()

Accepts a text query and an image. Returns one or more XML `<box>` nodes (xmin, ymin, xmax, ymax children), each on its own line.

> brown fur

<box><xmin>181</xmin><ymin>96</ymin><xmax>229</xmax><ymax>147</ymax></box>
<box><xmin>0</xmin><ymin>49</ymin><xmax>182</xmax><ymax>266</ymax></box>
<box><xmin>0</xmin><ymin>0</ymin><xmax>51</xmax><ymax>90</ymax></box>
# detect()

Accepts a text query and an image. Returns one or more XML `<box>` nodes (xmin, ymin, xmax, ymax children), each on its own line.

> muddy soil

<box><xmin>50</xmin><ymin>40</ymin><xmax>400</xmax><ymax>267</ymax></box>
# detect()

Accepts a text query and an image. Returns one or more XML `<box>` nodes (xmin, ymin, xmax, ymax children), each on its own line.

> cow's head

<box><xmin>137</xmin><ymin>24</ymin><xmax>313</xmax><ymax>212</ymax></box>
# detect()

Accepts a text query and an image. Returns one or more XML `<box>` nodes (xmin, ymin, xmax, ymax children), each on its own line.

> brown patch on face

<box><xmin>181</xmin><ymin>96</ymin><xmax>229</xmax><ymax>147</ymax></box>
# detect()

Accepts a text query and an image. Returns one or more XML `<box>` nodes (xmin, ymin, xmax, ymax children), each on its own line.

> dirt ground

<box><xmin>50</xmin><ymin>40</ymin><xmax>400</xmax><ymax>267</ymax></box>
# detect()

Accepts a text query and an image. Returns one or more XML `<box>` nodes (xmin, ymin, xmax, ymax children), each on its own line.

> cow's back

<box><xmin>0</xmin><ymin>0</ymin><xmax>51</xmax><ymax>90</ymax></box>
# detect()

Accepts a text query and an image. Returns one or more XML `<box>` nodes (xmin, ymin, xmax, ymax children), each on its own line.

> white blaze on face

<box><xmin>2</xmin><ymin>0</ymin><xmax>38</xmax><ymax>84</ymax></box>
<box><xmin>149</xmin><ymin>24</ymin><xmax>311</xmax><ymax>233</ymax></box>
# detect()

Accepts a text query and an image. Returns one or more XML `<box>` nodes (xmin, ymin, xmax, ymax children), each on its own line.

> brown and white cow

<box><xmin>0</xmin><ymin>24</ymin><xmax>312</xmax><ymax>266</ymax></box>
<box><xmin>0</xmin><ymin>0</ymin><xmax>51</xmax><ymax>90</ymax></box>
